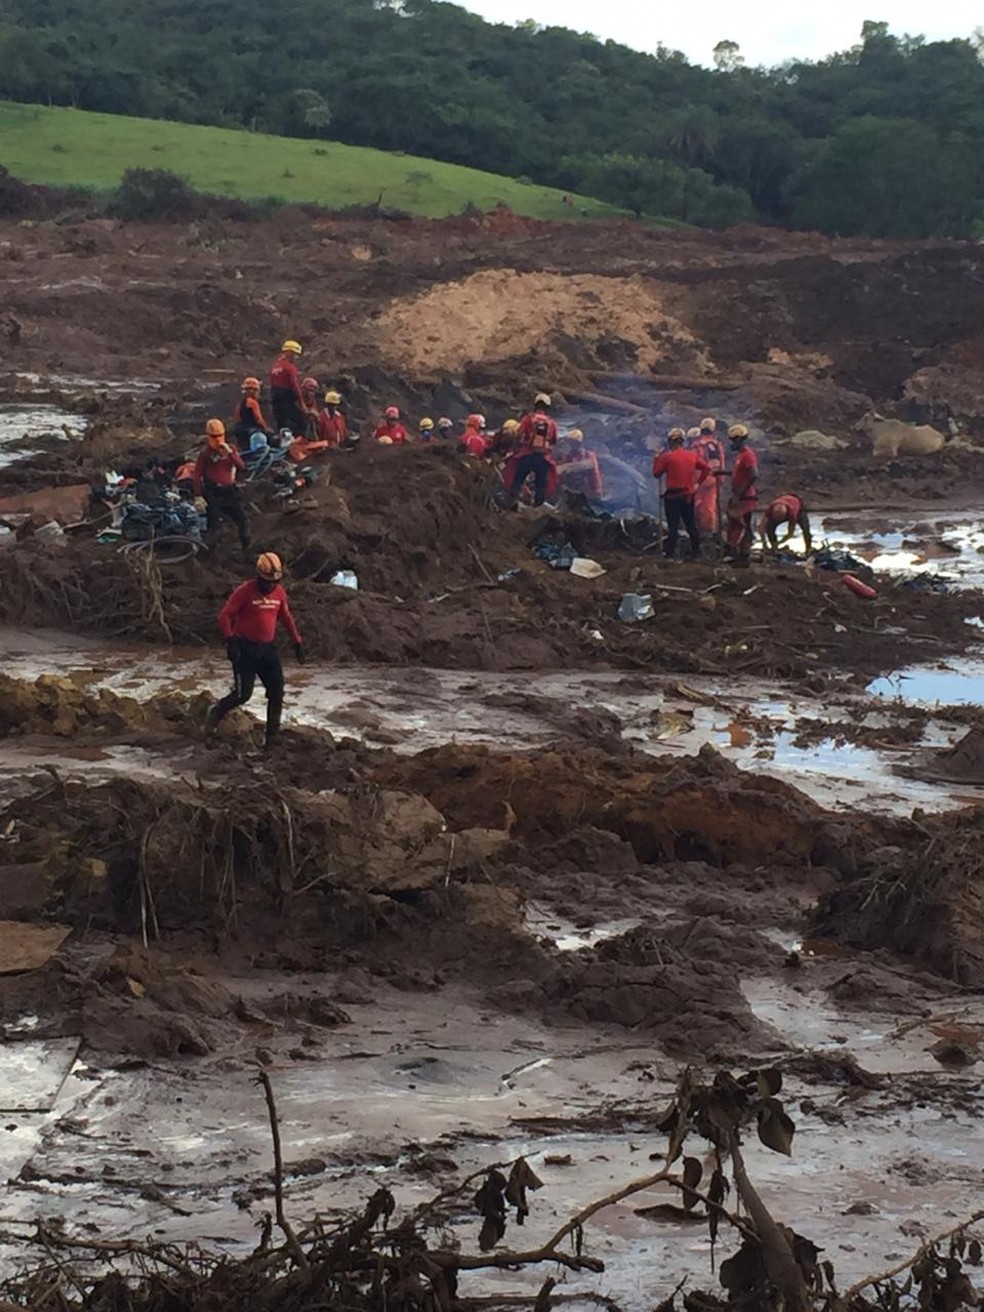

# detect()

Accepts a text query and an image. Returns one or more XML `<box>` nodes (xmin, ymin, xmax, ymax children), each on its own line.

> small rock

<box><xmin>844</xmin><ymin>1201</ymin><xmax>878</xmax><ymax>1216</ymax></box>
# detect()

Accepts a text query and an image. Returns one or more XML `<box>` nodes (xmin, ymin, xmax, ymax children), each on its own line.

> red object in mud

<box><xmin>842</xmin><ymin>573</ymin><xmax>877</xmax><ymax>599</ymax></box>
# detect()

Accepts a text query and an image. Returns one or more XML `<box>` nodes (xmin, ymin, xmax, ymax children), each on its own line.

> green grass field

<box><xmin>0</xmin><ymin>101</ymin><xmax>624</xmax><ymax>220</ymax></box>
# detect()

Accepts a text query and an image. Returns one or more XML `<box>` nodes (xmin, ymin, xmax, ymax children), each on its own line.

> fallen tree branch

<box><xmin>837</xmin><ymin>1208</ymin><xmax>984</xmax><ymax>1308</ymax></box>
<box><xmin>257</xmin><ymin>1068</ymin><xmax>309</xmax><ymax>1271</ymax></box>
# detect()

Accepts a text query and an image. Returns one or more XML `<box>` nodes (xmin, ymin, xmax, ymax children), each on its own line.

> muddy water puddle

<box><xmin>3</xmin><ymin>627</ymin><xmax>982</xmax><ymax>814</ymax></box>
<box><xmin>1</xmin><ymin>974</ymin><xmax>982</xmax><ymax>1299</ymax></box>
<box><xmin>0</xmin><ymin>403</ymin><xmax>86</xmax><ymax>469</ymax></box>
<box><xmin>820</xmin><ymin>510</ymin><xmax>984</xmax><ymax>589</ymax></box>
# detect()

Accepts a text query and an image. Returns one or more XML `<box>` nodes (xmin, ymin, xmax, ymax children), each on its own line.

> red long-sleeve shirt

<box><xmin>218</xmin><ymin>580</ymin><xmax>301</xmax><ymax>645</ymax></box>
<box><xmin>731</xmin><ymin>447</ymin><xmax>759</xmax><ymax>501</ymax></box>
<box><xmin>270</xmin><ymin>355</ymin><xmax>305</xmax><ymax>406</ymax></box>
<box><xmin>651</xmin><ymin>448</ymin><xmax>711</xmax><ymax>495</ymax></box>
<box><xmin>193</xmin><ymin>444</ymin><xmax>245</xmax><ymax>495</ymax></box>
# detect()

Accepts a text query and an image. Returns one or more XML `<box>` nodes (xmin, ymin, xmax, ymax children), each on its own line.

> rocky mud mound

<box><xmin>814</xmin><ymin>806</ymin><xmax>984</xmax><ymax>987</ymax></box>
<box><xmin>0</xmin><ymin>729</ymin><xmax>881</xmax><ymax>1059</ymax></box>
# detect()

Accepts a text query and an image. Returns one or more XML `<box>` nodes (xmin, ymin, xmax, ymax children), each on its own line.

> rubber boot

<box><xmin>264</xmin><ymin>700</ymin><xmax>283</xmax><ymax>751</ymax></box>
<box><xmin>203</xmin><ymin>703</ymin><xmax>220</xmax><ymax>739</ymax></box>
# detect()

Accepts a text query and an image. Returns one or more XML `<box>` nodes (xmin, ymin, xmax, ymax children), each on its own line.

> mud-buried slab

<box><xmin>0</xmin><ymin>920</ymin><xmax>71</xmax><ymax>973</ymax></box>
<box><xmin>0</xmin><ymin>1037</ymin><xmax>80</xmax><ymax>1112</ymax></box>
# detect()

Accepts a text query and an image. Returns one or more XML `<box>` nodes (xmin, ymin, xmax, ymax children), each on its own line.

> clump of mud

<box><xmin>814</xmin><ymin>807</ymin><xmax>984</xmax><ymax>986</ymax></box>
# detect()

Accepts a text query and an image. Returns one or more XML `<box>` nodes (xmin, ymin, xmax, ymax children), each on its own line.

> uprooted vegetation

<box><xmin>814</xmin><ymin>806</ymin><xmax>984</xmax><ymax>988</ymax></box>
<box><xmin>5</xmin><ymin>1063</ymin><xmax>983</xmax><ymax>1312</ymax></box>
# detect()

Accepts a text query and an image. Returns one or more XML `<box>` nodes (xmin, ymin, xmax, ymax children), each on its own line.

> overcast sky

<box><xmin>458</xmin><ymin>0</ymin><xmax>979</xmax><ymax>67</ymax></box>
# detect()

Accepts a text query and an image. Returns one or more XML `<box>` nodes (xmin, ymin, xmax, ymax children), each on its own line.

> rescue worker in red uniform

<box><xmin>193</xmin><ymin>419</ymin><xmax>250</xmax><ymax>551</ymax></box>
<box><xmin>555</xmin><ymin>428</ymin><xmax>603</xmax><ymax>502</ymax></box>
<box><xmin>320</xmin><ymin>391</ymin><xmax>349</xmax><ymax>447</ymax></box>
<box><xmin>691</xmin><ymin>417</ymin><xmax>727</xmax><ymax>537</ymax></box>
<box><xmin>204</xmin><ymin>552</ymin><xmax>304</xmax><ymax>750</ymax></box>
<box><xmin>760</xmin><ymin>494</ymin><xmax>812</xmax><ymax>555</ymax></box>
<box><xmin>269</xmin><ymin>339</ymin><xmax>308</xmax><ymax>437</ymax></box>
<box><xmin>652</xmin><ymin>427</ymin><xmax>711</xmax><ymax>559</ymax></box>
<box><xmin>287</xmin><ymin>378</ymin><xmax>331</xmax><ymax>461</ymax></box>
<box><xmin>461</xmin><ymin>414</ymin><xmax>490</xmax><ymax>458</ymax></box>
<box><xmin>373</xmin><ymin>406</ymin><xmax>409</xmax><ymax>444</ymax></box>
<box><xmin>231</xmin><ymin>377</ymin><xmax>272</xmax><ymax>451</ymax></box>
<box><xmin>505</xmin><ymin>413</ymin><xmax>558</xmax><ymax>507</ymax></box>
<box><xmin>725</xmin><ymin>424</ymin><xmax>759</xmax><ymax>565</ymax></box>
<box><xmin>517</xmin><ymin>392</ymin><xmax>558</xmax><ymax>446</ymax></box>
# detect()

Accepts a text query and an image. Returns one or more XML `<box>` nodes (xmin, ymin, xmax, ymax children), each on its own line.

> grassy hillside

<box><xmin>0</xmin><ymin>102</ymin><xmax>623</xmax><ymax>220</ymax></box>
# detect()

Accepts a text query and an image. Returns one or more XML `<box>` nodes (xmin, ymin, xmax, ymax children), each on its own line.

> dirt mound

<box><xmin>373</xmin><ymin>269</ymin><xmax>707</xmax><ymax>377</ymax></box>
<box><xmin>919</xmin><ymin>727</ymin><xmax>984</xmax><ymax>783</ymax></box>
<box><xmin>375</xmin><ymin>740</ymin><xmax>850</xmax><ymax>869</ymax></box>
<box><xmin>0</xmin><ymin>673</ymin><xmax>204</xmax><ymax>739</ymax></box>
<box><xmin>814</xmin><ymin>808</ymin><xmax>984</xmax><ymax>987</ymax></box>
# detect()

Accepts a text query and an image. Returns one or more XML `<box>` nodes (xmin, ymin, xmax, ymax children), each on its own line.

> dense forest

<box><xmin>1</xmin><ymin>0</ymin><xmax>984</xmax><ymax>236</ymax></box>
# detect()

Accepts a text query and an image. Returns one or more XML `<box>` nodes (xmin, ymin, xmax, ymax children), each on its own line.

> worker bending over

<box><xmin>760</xmin><ymin>494</ymin><xmax>812</xmax><ymax>555</ymax></box>
<box><xmin>205</xmin><ymin>552</ymin><xmax>304</xmax><ymax>750</ymax></box>
<box><xmin>725</xmin><ymin>424</ymin><xmax>758</xmax><ymax>565</ymax></box>
<box><xmin>652</xmin><ymin>427</ymin><xmax>710</xmax><ymax>559</ymax></box>
<box><xmin>193</xmin><ymin>419</ymin><xmax>250</xmax><ymax>552</ymax></box>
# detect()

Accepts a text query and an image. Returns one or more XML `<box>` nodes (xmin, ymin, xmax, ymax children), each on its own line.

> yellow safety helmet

<box><xmin>534</xmin><ymin>392</ymin><xmax>552</xmax><ymax>407</ymax></box>
<box><xmin>502</xmin><ymin>419</ymin><xmax>521</xmax><ymax>434</ymax></box>
<box><xmin>686</xmin><ymin>426</ymin><xmax>701</xmax><ymax>439</ymax></box>
<box><xmin>700</xmin><ymin>416</ymin><xmax>716</xmax><ymax>431</ymax></box>
<box><xmin>419</xmin><ymin>417</ymin><xmax>435</xmax><ymax>431</ymax></box>
<box><xmin>566</xmin><ymin>428</ymin><xmax>584</xmax><ymax>442</ymax></box>
<box><xmin>668</xmin><ymin>427</ymin><xmax>686</xmax><ymax>443</ymax></box>
<box><xmin>256</xmin><ymin>552</ymin><xmax>283</xmax><ymax>580</ymax></box>
<box><xmin>281</xmin><ymin>339</ymin><xmax>303</xmax><ymax>355</ymax></box>
<box><xmin>324</xmin><ymin>390</ymin><xmax>342</xmax><ymax>405</ymax></box>
<box><xmin>728</xmin><ymin>423</ymin><xmax>749</xmax><ymax>439</ymax></box>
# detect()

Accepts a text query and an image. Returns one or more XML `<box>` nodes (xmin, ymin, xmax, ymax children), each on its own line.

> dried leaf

<box><xmin>707</xmin><ymin>1167</ymin><xmax>728</xmax><ymax>1264</ymax></box>
<box><xmin>755</xmin><ymin>1067</ymin><xmax>783</xmax><ymax>1098</ymax></box>
<box><xmin>967</xmin><ymin>1239</ymin><xmax>981</xmax><ymax>1266</ymax></box>
<box><xmin>757</xmin><ymin>1098</ymin><xmax>795</xmax><ymax>1155</ymax></box>
<box><xmin>655</xmin><ymin>1100</ymin><xmax>679</xmax><ymax>1133</ymax></box>
<box><xmin>681</xmin><ymin>1156</ymin><xmax>703</xmax><ymax>1212</ymax></box>
<box><xmin>127</xmin><ymin>976</ymin><xmax>146</xmax><ymax>998</ymax></box>
<box><xmin>505</xmin><ymin>1158</ymin><xmax>543</xmax><ymax>1225</ymax></box>
<box><xmin>478</xmin><ymin>1214</ymin><xmax>505</xmax><ymax>1251</ymax></box>
<box><xmin>635</xmin><ymin>1203</ymin><xmax>706</xmax><ymax>1224</ymax></box>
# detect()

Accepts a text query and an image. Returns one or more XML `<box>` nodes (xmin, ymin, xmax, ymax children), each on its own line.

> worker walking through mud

<box><xmin>193</xmin><ymin>419</ymin><xmax>251</xmax><ymax>553</ymax></box>
<box><xmin>760</xmin><ymin>493</ymin><xmax>812</xmax><ymax>554</ymax></box>
<box><xmin>725</xmin><ymin>424</ymin><xmax>758</xmax><ymax>565</ymax></box>
<box><xmin>652</xmin><ymin>427</ymin><xmax>710</xmax><ymax>559</ymax></box>
<box><xmin>205</xmin><ymin>552</ymin><xmax>304</xmax><ymax>749</ymax></box>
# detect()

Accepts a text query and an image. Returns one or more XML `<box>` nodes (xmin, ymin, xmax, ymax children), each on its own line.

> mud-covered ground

<box><xmin>2</xmin><ymin>202</ymin><xmax>984</xmax><ymax>1309</ymax></box>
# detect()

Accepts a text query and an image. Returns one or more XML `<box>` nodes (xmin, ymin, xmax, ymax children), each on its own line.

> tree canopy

<box><xmin>1</xmin><ymin>0</ymin><xmax>983</xmax><ymax>236</ymax></box>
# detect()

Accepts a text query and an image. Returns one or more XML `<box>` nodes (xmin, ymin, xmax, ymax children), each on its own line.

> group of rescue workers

<box><xmin>202</xmin><ymin>337</ymin><xmax>813</xmax><ymax>751</ymax></box>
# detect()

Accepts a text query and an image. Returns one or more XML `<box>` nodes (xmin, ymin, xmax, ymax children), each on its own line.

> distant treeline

<box><xmin>2</xmin><ymin>0</ymin><xmax>984</xmax><ymax>236</ymax></box>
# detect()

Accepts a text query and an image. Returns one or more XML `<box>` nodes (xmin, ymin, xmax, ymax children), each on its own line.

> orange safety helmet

<box><xmin>205</xmin><ymin>418</ymin><xmax>227</xmax><ymax>446</ymax></box>
<box><xmin>466</xmin><ymin>413</ymin><xmax>486</xmax><ymax>430</ymax></box>
<box><xmin>256</xmin><ymin>552</ymin><xmax>283</xmax><ymax>580</ymax></box>
<box><xmin>301</xmin><ymin>376</ymin><xmax>319</xmax><ymax>393</ymax></box>
<box><xmin>241</xmin><ymin>376</ymin><xmax>261</xmax><ymax>392</ymax></box>
<box><xmin>384</xmin><ymin>406</ymin><xmax>400</xmax><ymax>420</ymax></box>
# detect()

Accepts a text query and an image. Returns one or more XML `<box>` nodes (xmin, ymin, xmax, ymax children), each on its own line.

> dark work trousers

<box><xmin>204</xmin><ymin>483</ymin><xmax>250</xmax><ymax>550</ymax></box>
<box><xmin>213</xmin><ymin>639</ymin><xmax>285</xmax><ymax>743</ymax></box>
<box><xmin>270</xmin><ymin>387</ymin><xmax>308</xmax><ymax>437</ymax></box>
<box><xmin>663</xmin><ymin>492</ymin><xmax>700</xmax><ymax>558</ymax></box>
<box><xmin>511</xmin><ymin>452</ymin><xmax>552</xmax><ymax>506</ymax></box>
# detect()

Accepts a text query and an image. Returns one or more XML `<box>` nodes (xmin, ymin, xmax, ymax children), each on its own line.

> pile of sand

<box><xmin>373</xmin><ymin>269</ymin><xmax>707</xmax><ymax>375</ymax></box>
